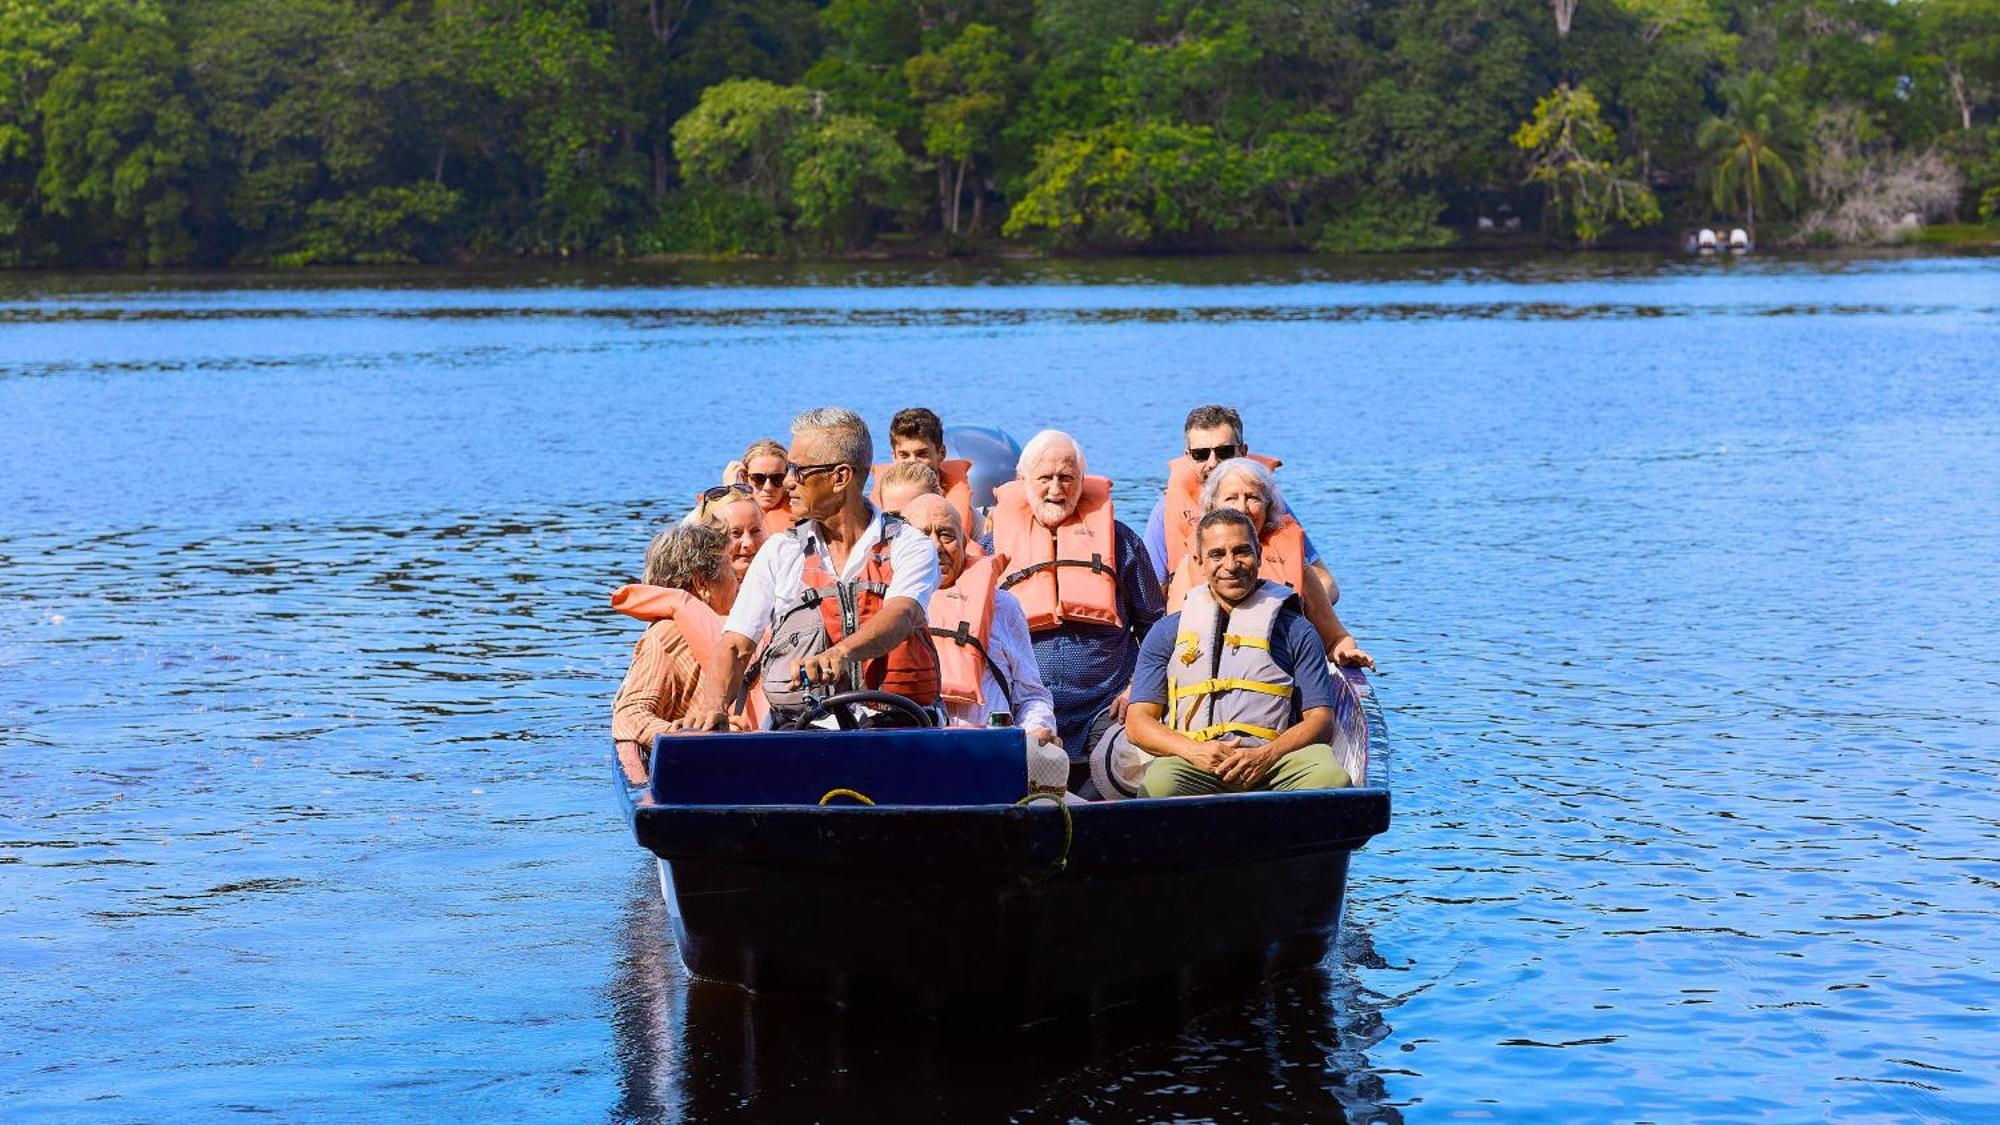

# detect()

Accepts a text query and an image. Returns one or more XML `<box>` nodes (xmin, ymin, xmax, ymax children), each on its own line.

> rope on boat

<box><xmin>1014</xmin><ymin>790</ymin><xmax>1073</xmax><ymax>877</ymax></box>
<box><xmin>811</xmin><ymin>787</ymin><xmax>1071</xmax><ymax>876</ymax></box>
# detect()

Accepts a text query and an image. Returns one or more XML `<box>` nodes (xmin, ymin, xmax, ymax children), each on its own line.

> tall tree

<box><xmin>1512</xmin><ymin>83</ymin><xmax>1660</xmax><ymax>245</ymax></box>
<box><xmin>1698</xmin><ymin>70</ymin><xmax>1804</xmax><ymax>241</ymax></box>
<box><xmin>672</xmin><ymin>77</ymin><xmax>905</xmax><ymax>250</ymax></box>
<box><xmin>36</xmin><ymin>11</ymin><xmax>206</xmax><ymax>265</ymax></box>
<box><xmin>905</xmin><ymin>23</ymin><xmax>1012</xmax><ymax>234</ymax></box>
<box><xmin>1915</xmin><ymin>0</ymin><xmax>2000</xmax><ymax>133</ymax></box>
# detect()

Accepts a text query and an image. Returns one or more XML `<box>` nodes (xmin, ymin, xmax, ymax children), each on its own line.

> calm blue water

<box><xmin>4</xmin><ymin>253</ymin><xmax>1998</xmax><ymax>1120</ymax></box>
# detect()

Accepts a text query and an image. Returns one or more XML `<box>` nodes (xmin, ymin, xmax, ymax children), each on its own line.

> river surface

<box><xmin>3</xmin><ymin>252</ymin><xmax>1998</xmax><ymax>1121</ymax></box>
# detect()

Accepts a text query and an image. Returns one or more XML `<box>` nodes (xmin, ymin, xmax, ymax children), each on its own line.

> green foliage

<box><xmin>790</xmin><ymin>111</ymin><xmax>909</xmax><ymax>247</ymax></box>
<box><xmin>1314</xmin><ymin>195</ymin><xmax>1457</xmax><ymax>253</ymax></box>
<box><xmin>672</xmin><ymin>79</ymin><xmax>817</xmax><ymax>209</ymax></box>
<box><xmin>641</xmin><ymin>186</ymin><xmax>784</xmax><ymax>255</ymax></box>
<box><xmin>276</xmin><ymin>183</ymin><xmax>459</xmax><ymax>265</ymax></box>
<box><xmin>2</xmin><ymin>0</ymin><xmax>1996</xmax><ymax>263</ymax></box>
<box><xmin>1698</xmin><ymin>71</ymin><xmax>1805</xmax><ymax>238</ymax></box>
<box><xmin>35</xmin><ymin>11</ymin><xmax>204</xmax><ymax>265</ymax></box>
<box><xmin>1004</xmin><ymin>122</ymin><xmax>1239</xmax><ymax>248</ymax></box>
<box><xmin>906</xmin><ymin>23</ymin><xmax>1013</xmax><ymax>232</ymax></box>
<box><xmin>672</xmin><ymin>78</ymin><xmax>905</xmax><ymax>251</ymax></box>
<box><xmin>1513</xmin><ymin>84</ymin><xmax>1663</xmax><ymax>246</ymax></box>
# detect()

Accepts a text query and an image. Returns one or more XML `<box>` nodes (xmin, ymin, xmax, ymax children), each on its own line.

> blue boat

<box><xmin>618</xmin><ymin>668</ymin><xmax>1390</xmax><ymax>1026</ymax></box>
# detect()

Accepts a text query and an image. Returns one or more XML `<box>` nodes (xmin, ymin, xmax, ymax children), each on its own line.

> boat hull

<box><xmin>631</xmin><ymin>787</ymin><xmax>1387</xmax><ymax>1024</ymax></box>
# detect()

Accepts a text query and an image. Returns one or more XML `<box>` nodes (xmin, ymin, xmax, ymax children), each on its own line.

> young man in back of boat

<box><xmin>872</xmin><ymin>406</ymin><xmax>982</xmax><ymax>537</ymax></box>
<box><xmin>1123</xmin><ymin>509</ymin><xmax>1350</xmax><ymax>796</ymax></box>
<box><xmin>1144</xmin><ymin>404</ymin><xmax>1339</xmax><ymax>602</ymax></box>
<box><xmin>678</xmin><ymin>406</ymin><xmax>942</xmax><ymax>730</ymax></box>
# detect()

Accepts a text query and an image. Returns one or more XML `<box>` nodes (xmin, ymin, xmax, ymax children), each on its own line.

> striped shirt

<box><xmin>611</xmin><ymin>619</ymin><xmax>706</xmax><ymax>748</ymax></box>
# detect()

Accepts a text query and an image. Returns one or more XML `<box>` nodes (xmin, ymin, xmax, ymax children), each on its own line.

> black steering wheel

<box><xmin>781</xmin><ymin>689</ymin><xmax>938</xmax><ymax>731</ymax></box>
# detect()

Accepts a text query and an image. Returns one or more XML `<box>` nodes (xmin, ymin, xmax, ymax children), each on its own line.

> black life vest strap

<box><xmin>927</xmin><ymin>621</ymin><xmax>1013</xmax><ymax>706</ymax></box>
<box><xmin>776</xmin><ymin>586</ymin><xmax>831</xmax><ymax>620</ymax></box>
<box><xmin>998</xmin><ymin>553</ymin><xmax>1112</xmax><ymax>590</ymax></box>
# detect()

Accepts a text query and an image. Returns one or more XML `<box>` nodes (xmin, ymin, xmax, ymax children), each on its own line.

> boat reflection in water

<box><xmin>607</xmin><ymin>866</ymin><xmax>1401</xmax><ymax>1121</ymax></box>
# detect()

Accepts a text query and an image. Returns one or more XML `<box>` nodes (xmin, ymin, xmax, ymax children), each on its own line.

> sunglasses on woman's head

<box><xmin>746</xmin><ymin>472</ymin><xmax>787</xmax><ymax>488</ymax></box>
<box><xmin>699</xmin><ymin>483</ymin><xmax>754</xmax><ymax>503</ymax></box>
<box><xmin>1187</xmin><ymin>444</ymin><xmax>1241</xmax><ymax>462</ymax></box>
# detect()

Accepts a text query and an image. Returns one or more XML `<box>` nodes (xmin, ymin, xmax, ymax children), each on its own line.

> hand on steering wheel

<box><xmin>781</xmin><ymin>689</ymin><xmax>938</xmax><ymax>731</ymax></box>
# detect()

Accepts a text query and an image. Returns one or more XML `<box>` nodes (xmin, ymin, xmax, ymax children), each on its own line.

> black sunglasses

<box><xmin>1187</xmin><ymin>444</ymin><xmax>1242</xmax><ymax>463</ymax></box>
<box><xmin>787</xmin><ymin>461</ymin><xmax>845</xmax><ymax>481</ymax></box>
<box><xmin>699</xmin><ymin>483</ymin><xmax>753</xmax><ymax>504</ymax></box>
<box><xmin>746</xmin><ymin>472</ymin><xmax>787</xmax><ymax>488</ymax></box>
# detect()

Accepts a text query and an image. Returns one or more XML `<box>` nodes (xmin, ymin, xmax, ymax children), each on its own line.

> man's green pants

<box><xmin>1140</xmin><ymin>743</ymin><xmax>1351</xmax><ymax>798</ymax></box>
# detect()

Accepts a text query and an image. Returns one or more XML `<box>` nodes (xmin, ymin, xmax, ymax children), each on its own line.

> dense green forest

<box><xmin>3</xmin><ymin>0</ymin><xmax>1997</xmax><ymax>266</ymax></box>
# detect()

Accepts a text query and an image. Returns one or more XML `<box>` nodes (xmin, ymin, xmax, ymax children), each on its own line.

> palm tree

<box><xmin>1697</xmin><ymin>72</ymin><xmax>1803</xmax><ymax>244</ymax></box>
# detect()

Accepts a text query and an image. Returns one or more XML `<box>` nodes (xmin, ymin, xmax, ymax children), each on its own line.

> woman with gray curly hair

<box><xmin>610</xmin><ymin>523</ymin><xmax>748</xmax><ymax>782</ymax></box>
<box><xmin>1170</xmin><ymin>458</ymin><xmax>1372</xmax><ymax>668</ymax></box>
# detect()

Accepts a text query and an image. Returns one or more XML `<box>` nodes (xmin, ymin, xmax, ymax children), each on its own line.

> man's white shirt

<box><xmin>724</xmin><ymin>505</ymin><xmax>941</xmax><ymax>642</ymax></box>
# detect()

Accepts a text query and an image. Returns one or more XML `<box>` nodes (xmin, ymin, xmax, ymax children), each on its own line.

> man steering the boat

<box><xmin>678</xmin><ymin>406</ymin><xmax>942</xmax><ymax>730</ymax></box>
<box><xmin>1123</xmin><ymin>508</ymin><xmax>1351</xmax><ymax>796</ymax></box>
<box><xmin>1145</xmin><ymin>404</ymin><xmax>1338</xmax><ymax>601</ymax></box>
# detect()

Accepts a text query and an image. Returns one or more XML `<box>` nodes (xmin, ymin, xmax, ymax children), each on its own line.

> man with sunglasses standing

<box><xmin>1143</xmin><ymin>404</ymin><xmax>1337</xmax><ymax>600</ymax></box>
<box><xmin>679</xmin><ymin>407</ymin><xmax>942</xmax><ymax>730</ymax></box>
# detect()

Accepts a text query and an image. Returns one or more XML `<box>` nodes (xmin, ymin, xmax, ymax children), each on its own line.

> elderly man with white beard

<box><xmin>983</xmin><ymin>429</ymin><xmax>1165</xmax><ymax>793</ymax></box>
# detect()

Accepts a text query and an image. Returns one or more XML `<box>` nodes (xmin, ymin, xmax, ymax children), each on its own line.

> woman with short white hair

<box><xmin>1169</xmin><ymin>457</ymin><xmax>1372</xmax><ymax>668</ymax></box>
<box><xmin>610</xmin><ymin>523</ymin><xmax>750</xmax><ymax>782</ymax></box>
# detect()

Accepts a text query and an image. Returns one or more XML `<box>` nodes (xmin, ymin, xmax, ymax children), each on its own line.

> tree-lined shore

<box><xmin>3</xmin><ymin>0</ymin><xmax>1997</xmax><ymax>267</ymax></box>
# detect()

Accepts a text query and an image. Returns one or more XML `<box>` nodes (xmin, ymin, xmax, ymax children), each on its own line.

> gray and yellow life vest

<box><xmin>1166</xmin><ymin>579</ymin><xmax>1297</xmax><ymax>745</ymax></box>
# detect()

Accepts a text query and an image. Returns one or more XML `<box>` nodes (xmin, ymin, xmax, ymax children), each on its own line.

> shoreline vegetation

<box><xmin>4</xmin><ymin>1</ymin><xmax>1998</xmax><ymax>271</ymax></box>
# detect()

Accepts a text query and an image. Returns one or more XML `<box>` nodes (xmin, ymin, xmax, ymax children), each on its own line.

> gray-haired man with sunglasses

<box><xmin>679</xmin><ymin>407</ymin><xmax>941</xmax><ymax>730</ymax></box>
<box><xmin>1142</xmin><ymin>404</ymin><xmax>1335</xmax><ymax>598</ymax></box>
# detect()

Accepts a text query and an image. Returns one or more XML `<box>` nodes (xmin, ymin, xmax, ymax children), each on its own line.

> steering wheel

<box><xmin>781</xmin><ymin>689</ymin><xmax>938</xmax><ymax>731</ymax></box>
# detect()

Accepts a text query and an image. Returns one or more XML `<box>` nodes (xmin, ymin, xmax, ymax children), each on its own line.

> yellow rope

<box><xmin>813</xmin><ymin>787</ymin><xmax>1071</xmax><ymax>875</ymax></box>
<box><xmin>1015</xmin><ymin>790</ymin><xmax>1074</xmax><ymax>876</ymax></box>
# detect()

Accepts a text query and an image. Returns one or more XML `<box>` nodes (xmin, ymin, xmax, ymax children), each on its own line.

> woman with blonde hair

<box><xmin>726</xmin><ymin>437</ymin><xmax>794</xmax><ymax>533</ymax></box>
<box><xmin>1166</xmin><ymin>458</ymin><xmax>1372</xmax><ymax>668</ymax></box>
<box><xmin>690</xmin><ymin>483</ymin><xmax>769</xmax><ymax>587</ymax></box>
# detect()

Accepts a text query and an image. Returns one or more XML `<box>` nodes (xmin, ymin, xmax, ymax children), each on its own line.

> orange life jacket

<box><xmin>608</xmin><ymin>584</ymin><xmax>768</xmax><ymax>728</ymax></box>
<box><xmin>759</xmin><ymin>504</ymin><xmax>795</xmax><ymax>535</ymax></box>
<box><xmin>791</xmin><ymin>518</ymin><xmax>941</xmax><ymax>703</ymax></box>
<box><xmin>991</xmin><ymin>477</ymin><xmax>1122</xmax><ymax>631</ymax></box>
<box><xmin>1164</xmin><ymin>515</ymin><xmax>1308</xmax><ymax>612</ymax></box>
<box><xmin>870</xmin><ymin>458</ymin><xmax>977</xmax><ymax>532</ymax></box>
<box><xmin>927</xmin><ymin>553</ymin><xmax>1009</xmax><ymax>708</ymax></box>
<box><xmin>1160</xmin><ymin>451</ymin><xmax>1283</xmax><ymax>580</ymax></box>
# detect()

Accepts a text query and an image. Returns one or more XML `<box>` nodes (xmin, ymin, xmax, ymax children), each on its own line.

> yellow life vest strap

<box><xmin>1175</xmin><ymin>632</ymin><xmax>1269</xmax><ymax>651</ymax></box>
<box><xmin>1191</xmin><ymin>721</ymin><xmax>1283</xmax><ymax>742</ymax></box>
<box><xmin>1169</xmin><ymin>677</ymin><xmax>1294</xmax><ymax>701</ymax></box>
